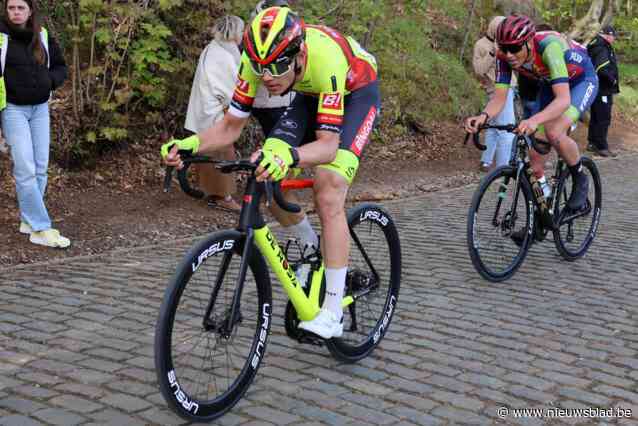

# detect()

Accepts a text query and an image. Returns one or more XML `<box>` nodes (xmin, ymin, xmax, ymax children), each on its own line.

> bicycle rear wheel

<box><xmin>155</xmin><ymin>230</ymin><xmax>271</xmax><ymax>422</ymax></box>
<box><xmin>467</xmin><ymin>166</ymin><xmax>534</xmax><ymax>282</ymax></box>
<box><xmin>552</xmin><ymin>157</ymin><xmax>602</xmax><ymax>260</ymax></box>
<box><xmin>326</xmin><ymin>203</ymin><xmax>401</xmax><ymax>363</ymax></box>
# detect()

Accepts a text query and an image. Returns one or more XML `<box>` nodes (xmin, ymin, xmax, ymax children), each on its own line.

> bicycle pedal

<box><xmin>297</xmin><ymin>331</ymin><xmax>324</xmax><ymax>346</ymax></box>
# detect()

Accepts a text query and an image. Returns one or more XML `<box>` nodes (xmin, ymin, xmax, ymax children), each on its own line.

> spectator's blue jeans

<box><xmin>2</xmin><ymin>102</ymin><xmax>52</xmax><ymax>231</ymax></box>
<box><xmin>482</xmin><ymin>88</ymin><xmax>515</xmax><ymax>167</ymax></box>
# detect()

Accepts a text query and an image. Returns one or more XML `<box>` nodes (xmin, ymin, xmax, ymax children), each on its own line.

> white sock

<box><xmin>287</xmin><ymin>216</ymin><xmax>319</xmax><ymax>252</ymax></box>
<box><xmin>324</xmin><ymin>267</ymin><xmax>347</xmax><ymax>320</ymax></box>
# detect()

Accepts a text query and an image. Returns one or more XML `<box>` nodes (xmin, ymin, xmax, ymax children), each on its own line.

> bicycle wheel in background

<box><xmin>552</xmin><ymin>157</ymin><xmax>602</xmax><ymax>260</ymax></box>
<box><xmin>467</xmin><ymin>166</ymin><xmax>534</xmax><ymax>282</ymax></box>
<box><xmin>155</xmin><ymin>230</ymin><xmax>272</xmax><ymax>422</ymax></box>
<box><xmin>327</xmin><ymin>203</ymin><xmax>401</xmax><ymax>363</ymax></box>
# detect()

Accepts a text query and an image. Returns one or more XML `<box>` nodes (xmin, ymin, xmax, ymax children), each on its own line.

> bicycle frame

<box><xmin>215</xmin><ymin>172</ymin><xmax>354</xmax><ymax>331</ymax></box>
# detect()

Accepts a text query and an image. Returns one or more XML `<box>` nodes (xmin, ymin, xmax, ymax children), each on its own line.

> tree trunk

<box><xmin>459</xmin><ymin>0</ymin><xmax>478</xmax><ymax>63</ymax></box>
<box><xmin>568</xmin><ymin>0</ymin><xmax>604</xmax><ymax>42</ymax></box>
<box><xmin>601</xmin><ymin>0</ymin><xmax>621</xmax><ymax>26</ymax></box>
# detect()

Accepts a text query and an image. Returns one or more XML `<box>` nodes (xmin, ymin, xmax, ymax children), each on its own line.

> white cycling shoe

<box><xmin>298</xmin><ymin>309</ymin><xmax>343</xmax><ymax>339</ymax></box>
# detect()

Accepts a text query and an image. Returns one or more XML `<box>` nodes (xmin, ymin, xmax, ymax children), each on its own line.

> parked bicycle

<box><xmin>465</xmin><ymin>124</ymin><xmax>602</xmax><ymax>282</ymax></box>
<box><xmin>155</xmin><ymin>152</ymin><xmax>401</xmax><ymax>421</ymax></box>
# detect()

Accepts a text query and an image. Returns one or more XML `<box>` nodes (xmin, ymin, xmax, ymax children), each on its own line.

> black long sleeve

<box><xmin>47</xmin><ymin>35</ymin><xmax>67</xmax><ymax>90</ymax></box>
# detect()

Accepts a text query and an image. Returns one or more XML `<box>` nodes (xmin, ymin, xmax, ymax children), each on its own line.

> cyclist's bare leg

<box><xmin>528</xmin><ymin>140</ymin><xmax>550</xmax><ymax>179</ymax></box>
<box><xmin>312</xmin><ymin>167</ymin><xmax>349</xmax><ymax>322</ymax></box>
<box><xmin>269</xmin><ymin>191</ymin><xmax>305</xmax><ymax>226</ymax></box>
<box><xmin>544</xmin><ymin>114</ymin><xmax>590</xmax><ymax>209</ymax></box>
<box><xmin>545</xmin><ymin>115</ymin><xmax>580</xmax><ymax>166</ymax></box>
<box><xmin>313</xmin><ymin>168</ymin><xmax>349</xmax><ymax>268</ymax></box>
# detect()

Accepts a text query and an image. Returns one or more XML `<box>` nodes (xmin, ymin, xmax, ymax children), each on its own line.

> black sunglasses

<box><xmin>499</xmin><ymin>43</ymin><xmax>525</xmax><ymax>54</ymax></box>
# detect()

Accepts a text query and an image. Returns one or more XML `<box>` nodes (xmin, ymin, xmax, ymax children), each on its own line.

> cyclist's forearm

<box><xmin>482</xmin><ymin>87</ymin><xmax>508</xmax><ymax>119</ymax></box>
<box><xmin>297</xmin><ymin>135</ymin><xmax>340</xmax><ymax>167</ymax></box>
<box><xmin>197</xmin><ymin>114</ymin><xmax>247</xmax><ymax>154</ymax></box>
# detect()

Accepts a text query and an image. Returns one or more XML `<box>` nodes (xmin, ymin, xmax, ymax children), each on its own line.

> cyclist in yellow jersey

<box><xmin>161</xmin><ymin>7</ymin><xmax>380</xmax><ymax>339</ymax></box>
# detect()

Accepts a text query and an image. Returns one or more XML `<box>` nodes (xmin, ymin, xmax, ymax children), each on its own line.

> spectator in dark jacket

<box><xmin>0</xmin><ymin>0</ymin><xmax>69</xmax><ymax>247</ymax></box>
<box><xmin>587</xmin><ymin>25</ymin><xmax>620</xmax><ymax>157</ymax></box>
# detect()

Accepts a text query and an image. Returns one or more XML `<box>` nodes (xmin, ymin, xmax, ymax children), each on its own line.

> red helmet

<box><xmin>496</xmin><ymin>14</ymin><xmax>536</xmax><ymax>45</ymax></box>
<box><xmin>244</xmin><ymin>7</ymin><xmax>305</xmax><ymax>68</ymax></box>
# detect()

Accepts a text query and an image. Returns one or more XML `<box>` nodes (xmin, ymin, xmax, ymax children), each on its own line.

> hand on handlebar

<box><xmin>464</xmin><ymin>113</ymin><xmax>488</xmax><ymax>134</ymax></box>
<box><xmin>160</xmin><ymin>135</ymin><xmax>201</xmax><ymax>169</ymax></box>
<box><xmin>252</xmin><ymin>139</ymin><xmax>295</xmax><ymax>182</ymax></box>
<box><xmin>515</xmin><ymin>118</ymin><xmax>539</xmax><ymax>136</ymax></box>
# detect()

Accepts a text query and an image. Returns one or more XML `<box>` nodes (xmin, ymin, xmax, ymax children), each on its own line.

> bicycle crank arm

<box><xmin>557</xmin><ymin>201</ymin><xmax>592</xmax><ymax>226</ymax></box>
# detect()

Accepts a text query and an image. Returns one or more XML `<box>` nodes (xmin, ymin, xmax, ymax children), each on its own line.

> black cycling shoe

<box><xmin>567</xmin><ymin>172</ymin><xmax>589</xmax><ymax>211</ymax></box>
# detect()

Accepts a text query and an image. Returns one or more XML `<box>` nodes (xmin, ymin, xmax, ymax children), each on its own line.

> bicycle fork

<box><xmin>203</xmin><ymin>229</ymin><xmax>254</xmax><ymax>338</ymax></box>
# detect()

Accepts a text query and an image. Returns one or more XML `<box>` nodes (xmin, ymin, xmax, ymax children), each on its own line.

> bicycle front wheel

<box><xmin>326</xmin><ymin>203</ymin><xmax>401</xmax><ymax>363</ymax></box>
<box><xmin>467</xmin><ymin>166</ymin><xmax>534</xmax><ymax>282</ymax></box>
<box><xmin>552</xmin><ymin>157</ymin><xmax>602</xmax><ymax>260</ymax></box>
<box><xmin>155</xmin><ymin>230</ymin><xmax>272</xmax><ymax>422</ymax></box>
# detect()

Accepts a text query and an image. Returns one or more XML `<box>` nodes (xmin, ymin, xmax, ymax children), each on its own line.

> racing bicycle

<box><xmin>465</xmin><ymin>124</ymin><xmax>602</xmax><ymax>282</ymax></box>
<box><xmin>155</xmin><ymin>152</ymin><xmax>401</xmax><ymax>421</ymax></box>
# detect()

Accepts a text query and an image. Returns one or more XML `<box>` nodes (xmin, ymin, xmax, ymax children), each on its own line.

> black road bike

<box><xmin>466</xmin><ymin>124</ymin><xmax>602</xmax><ymax>282</ymax></box>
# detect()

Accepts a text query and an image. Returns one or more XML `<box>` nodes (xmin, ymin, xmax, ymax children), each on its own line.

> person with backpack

<box><xmin>0</xmin><ymin>0</ymin><xmax>68</xmax><ymax>247</ymax></box>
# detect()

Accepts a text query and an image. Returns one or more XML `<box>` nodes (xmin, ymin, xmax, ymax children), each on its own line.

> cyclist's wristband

<box><xmin>290</xmin><ymin>147</ymin><xmax>300</xmax><ymax>168</ymax></box>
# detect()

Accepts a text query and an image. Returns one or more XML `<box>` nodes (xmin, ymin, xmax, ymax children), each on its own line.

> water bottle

<box><xmin>286</xmin><ymin>240</ymin><xmax>318</xmax><ymax>289</ymax></box>
<box><xmin>538</xmin><ymin>176</ymin><xmax>552</xmax><ymax>199</ymax></box>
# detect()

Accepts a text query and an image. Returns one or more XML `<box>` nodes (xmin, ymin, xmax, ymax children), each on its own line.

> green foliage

<box><xmin>614</xmin><ymin>17</ymin><xmax>638</xmax><ymax>63</ymax></box>
<box><xmin>534</xmin><ymin>0</ymin><xmax>592</xmax><ymax>31</ymax></box>
<box><xmin>619</xmin><ymin>62</ymin><xmax>638</xmax><ymax>86</ymax></box>
<box><xmin>616</xmin><ymin>85</ymin><xmax>638</xmax><ymax>116</ymax></box>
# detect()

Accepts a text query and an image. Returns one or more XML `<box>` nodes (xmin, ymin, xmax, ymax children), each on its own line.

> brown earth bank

<box><xmin>1</xmin><ymin>118</ymin><xmax>637</xmax><ymax>268</ymax></box>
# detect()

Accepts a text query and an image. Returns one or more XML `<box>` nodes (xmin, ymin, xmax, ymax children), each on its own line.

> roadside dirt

<box><xmin>1</xmin><ymin>119</ymin><xmax>637</xmax><ymax>268</ymax></box>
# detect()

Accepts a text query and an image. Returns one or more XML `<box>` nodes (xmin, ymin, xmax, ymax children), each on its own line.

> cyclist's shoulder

<box><xmin>534</xmin><ymin>31</ymin><xmax>567</xmax><ymax>52</ymax></box>
<box><xmin>304</xmin><ymin>26</ymin><xmax>350</xmax><ymax>73</ymax></box>
<box><xmin>305</xmin><ymin>25</ymin><xmax>348</xmax><ymax>57</ymax></box>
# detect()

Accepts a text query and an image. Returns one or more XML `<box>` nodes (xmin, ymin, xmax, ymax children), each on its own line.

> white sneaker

<box><xmin>298</xmin><ymin>309</ymin><xmax>343</xmax><ymax>339</ymax></box>
<box><xmin>19</xmin><ymin>222</ymin><xmax>33</xmax><ymax>235</ymax></box>
<box><xmin>29</xmin><ymin>229</ymin><xmax>71</xmax><ymax>248</ymax></box>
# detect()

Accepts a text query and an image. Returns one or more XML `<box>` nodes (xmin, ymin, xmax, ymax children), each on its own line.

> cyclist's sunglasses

<box><xmin>249</xmin><ymin>56</ymin><xmax>295</xmax><ymax>77</ymax></box>
<box><xmin>499</xmin><ymin>43</ymin><xmax>525</xmax><ymax>54</ymax></box>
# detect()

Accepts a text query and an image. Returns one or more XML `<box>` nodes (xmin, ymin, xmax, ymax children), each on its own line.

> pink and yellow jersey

<box><xmin>230</xmin><ymin>25</ymin><xmax>378</xmax><ymax>132</ymax></box>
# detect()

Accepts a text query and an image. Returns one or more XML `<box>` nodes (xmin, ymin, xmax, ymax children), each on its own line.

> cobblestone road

<box><xmin>1</xmin><ymin>154</ymin><xmax>637</xmax><ymax>426</ymax></box>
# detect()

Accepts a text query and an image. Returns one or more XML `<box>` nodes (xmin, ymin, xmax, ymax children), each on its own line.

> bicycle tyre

<box><xmin>467</xmin><ymin>166</ymin><xmax>534</xmax><ymax>282</ymax></box>
<box><xmin>326</xmin><ymin>203</ymin><xmax>401</xmax><ymax>363</ymax></box>
<box><xmin>552</xmin><ymin>157</ymin><xmax>602</xmax><ymax>260</ymax></box>
<box><xmin>155</xmin><ymin>230</ymin><xmax>272</xmax><ymax>422</ymax></box>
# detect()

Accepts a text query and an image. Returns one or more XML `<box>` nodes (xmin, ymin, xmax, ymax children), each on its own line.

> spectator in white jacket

<box><xmin>184</xmin><ymin>15</ymin><xmax>244</xmax><ymax>212</ymax></box>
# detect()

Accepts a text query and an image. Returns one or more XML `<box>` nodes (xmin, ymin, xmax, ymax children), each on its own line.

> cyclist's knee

<box><xmin>314</xmin><ymin>172</ymin><xmax>347</xmax><ymax>219</ymax></box>
<box><xmin>545</xmin><ymin>116</ymin><xmax>573</xmax><ymax>145</ymax></box>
